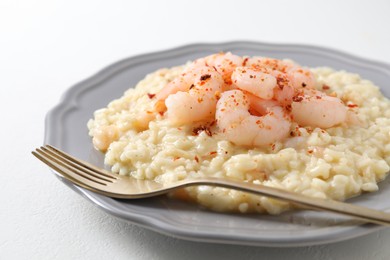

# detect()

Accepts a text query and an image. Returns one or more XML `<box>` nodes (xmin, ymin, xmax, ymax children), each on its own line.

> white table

<box><xmin>1</xmin><ymin>0</ymin><xmax>389</xmax><ymax>259</ymax></box>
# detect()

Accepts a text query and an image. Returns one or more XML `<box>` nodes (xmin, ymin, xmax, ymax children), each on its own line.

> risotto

<box><xmin>87</xmin><ymin>53</ymin><xmax>390</xmax><ymax>214</ymax></box>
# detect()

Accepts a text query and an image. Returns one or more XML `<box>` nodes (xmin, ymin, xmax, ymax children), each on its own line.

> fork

<box><xmin>32</xmin><ymin>145</ymin><xmax>390</xmax><ymax>226</ymax></box>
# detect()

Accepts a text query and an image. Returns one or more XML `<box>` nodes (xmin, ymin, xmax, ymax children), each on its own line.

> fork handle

<box><xmin>183</xmin><ymin>177</ymin><xmax>390</xmax><ymax>226</ymax></box>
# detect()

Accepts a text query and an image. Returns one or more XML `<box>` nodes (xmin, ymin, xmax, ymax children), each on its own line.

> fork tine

<box><xmin>45</xmin><ymin>145</ymin><xmax>117</xmax><ymax>180</ymax></box>
<box><xmin>39</xmin><ymin>146</ymin><xmax>114</xmax><ymax>183</ymax></box>
<box><xmin>32</xmin><ymin>150</ymin><xmax>103</xmax><ymax>191</ymax></box>
<box><xmin>34</xmin><ymin>147</ymin><xmax>110</xmax><ymax>186</ymax></box>
<box><xmin>42</xmin><ymin>145</ymin><xmax>116</xmax><ymax>182</ymax></box>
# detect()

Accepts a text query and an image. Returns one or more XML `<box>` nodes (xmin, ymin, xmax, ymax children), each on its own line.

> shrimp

<box><xmin>291</xmin><ymin>90</ymin><xmax>347</xmax><ymax>128</ymax></box>
<box><xmin>216</xmin><ymin>90</ymin><xmax>291</xmax><ymax>146</ymax></box>
<box><xmin>287</xmin><ymin>67</ymin><xmax>316</xmax><ymax>90</ymax></box>
<box><xmin>231</xmin><ymin>67</ymin><xmax>295</xmax><ymax>107</ymax></box>
<box><xmin>246</xmin><ymin>56</ymin><xmax>296</xmax><ymax>73</ymax></box>
<box><xmin>203</xmin><ymin>52</ymin><xmax>243</xmax><ymax>84</ymax></box>
<box><xmin>246</xmin><ymin>56</ymin><xmax>316</xmax><ymax>90</ymax></box>
<box><xmin>246</xmin><ymin>93</ymin><xmax>279</xmax><ymax>115</ymax></box>
<box><xmin>155</xmin><ymin>65</ymin><xmax>211</xmax><ymax>101</ymax></box>
<box><xmin>150</xmin><ymin>65</ymin><xmax>217</xmax><ymax>117</ymax></box>
<box><xmin>138</xmin><ymin>52</ymin><xmax>346</xmax><ymax>137</ymax></box>
<box><xmin>165</xmin><ymin>67</ymin><xmax>224</xmax><ymax>125</ymax></box>
<box><xmin>268</xmin><ymin>70</ymin><xmax>295</xmax><ymax>105</ymax></box>
<box><xmin>231</xmin><ymin>67</ymin><xmax>277</xmax><ymax>100</ymax></box>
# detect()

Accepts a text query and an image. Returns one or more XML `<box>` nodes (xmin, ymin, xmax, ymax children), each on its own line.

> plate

<box><xmin>45</xmin><ymin>41</ymin><xmax>390</xmax><ymax>247</ymax></box>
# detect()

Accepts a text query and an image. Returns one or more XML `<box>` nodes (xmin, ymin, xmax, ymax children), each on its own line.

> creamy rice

<box><xmin>87</xmin><ymin>63</ymin><xmax>390</xmax><ymax>214</ymax></box>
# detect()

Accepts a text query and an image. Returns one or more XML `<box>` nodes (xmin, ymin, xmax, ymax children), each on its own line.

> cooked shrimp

<box><xmin>203</xmin><ymin>52</ymin><xmax>243</xmax><ymax>84</ymax></box>
<box><xmin>246</xmin><ymin>93</ymin><xmax>279</xmax><ymax>115</ymax></box>
<box><xmin>155</xmin><ymin>65</ymin><xmax>212</xmax><ymax>101</ymax></box>
<box><xmin>232</xmin><ymin>67</ymin><xmax>295</xmax><ymax>107</ymax></box>
<box><xmin>269</xmin><ymin>70</ymin><xmax>295</xmax><ymax>105</ymax></box>
<box><xmin>246</xmin><ymin>57</ymin><xmax>296</xmax><ymax>73</ymax></box>
<box><xmin>140</xmin><ymin>52</ymin><xmax>347</xmax><ymax>136</ymax></box>
<box><xmin>291</xmin><ymin>90</ymin><xmax>347</xmax><ymax>128</ymax></box>
<box><xmin>231</xmin><ymin>67</ymin><xmax>277</xmax><ymax>100</ymax></box>
<box><xmin>216</xmin><ymin>90</ymin><xmax>291</xmax><ymax>146</ymax></box>
<box><xmin>288</xmin><ymin>67</ymin><xmax>316</xmax><ymax>89</ymax></box>
<box><xmin>165</xmin><ymin>68</ymin><xmax>224</xmax><ymax>125</ymax></box>
<box><xmin>246</xmin><ymin>57</ymin><xmax>316</xmax><ymax>90</ymax></box>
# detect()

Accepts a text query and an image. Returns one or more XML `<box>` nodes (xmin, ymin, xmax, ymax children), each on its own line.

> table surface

<box><xmin>1</xmin><ymin>0</ymin><xmax>390</xmax><ymax>259</ymax></box>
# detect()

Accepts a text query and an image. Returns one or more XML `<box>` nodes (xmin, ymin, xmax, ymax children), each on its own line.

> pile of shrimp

<box><xmin>145</xmin><ymin>52</ymin><xmax>349</xmax><ymax>147</ymax></box>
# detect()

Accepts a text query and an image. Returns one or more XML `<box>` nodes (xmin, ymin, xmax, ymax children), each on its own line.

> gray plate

<box><xmin>45</xmin><ymin>41</ymin><xmax>390</xmax><ymax>247</ymax></box>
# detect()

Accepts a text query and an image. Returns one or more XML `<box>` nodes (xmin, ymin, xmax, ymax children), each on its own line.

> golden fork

<box><xmin>32</xmin><ymin>145</ymin><xmax>390</xmax><ymax>226</ymax></box>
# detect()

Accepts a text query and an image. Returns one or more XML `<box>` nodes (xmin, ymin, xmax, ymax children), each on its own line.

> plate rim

<box><xmin>44</xmin><ymin>41</ymin><xmax>390</xmax><ymax>247</ymax></box>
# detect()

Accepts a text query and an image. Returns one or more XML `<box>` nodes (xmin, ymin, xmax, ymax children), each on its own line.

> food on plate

<box><xmin>88</xmin><ymin>52</ymin><xmax>390</xmax><ymax>214</ymax></box>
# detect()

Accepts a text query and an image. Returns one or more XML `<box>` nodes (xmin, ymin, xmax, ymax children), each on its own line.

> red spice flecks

<box><xmin>322</xmin><ymin>84</ymin><xmax>331</xmax><ymax>90</ymax></box>
<box><xmin>301</xmin><ymin>82</ymin><xmax>307</xmax><ymax>88</ymax></box>
<box><xmin>147</xmin><ymin>93</ymin><xmax>156</xmax><ymax>99</ymax></box>
<box><xmin>316</xmin><ymin>96</ymin><xmax>322</xmax><ymax>99</ymax></box>
<box><xmin>347</xmin><ymin>103</ymin><xmax>358</xmax><ymax>108</ymax></box>
<box><xmin>173</xmin><ymin>156</ymin><xmax>180</xmax><ymax>161</ymax></box>
<box><xmin>307</xmin><ymin>150</ymin><xmax>313</xmax><ymax>154</ymax></box>
<box><xmin>209</xmin><ymin>151</ymin><xmax>217</xmax><ymax>156</ymax></box>
<box><xmin>193</xmin><ymin>126</ymin><xmax>212</xmax><ymax>136</ymax></box>
<box><xmin>189</xmin><ymin>84</ymin><xmax>195</xmax><ymax>90</ymax></box>
<box><xmin>276</xmin><ymin>75</ymin><xmax>288</xmax><ymax>89</ymax></box>
<box><xmin>242</xmin><ymin>57</ymin><xmax>249</xmax><ymax>66</ymax></box>
<box><xmin>292</xmin><ymin>96</ymin><xmax>304</xmax><ymax>102</ymax></box>
<box><xmin>305</xmin><ymin>127</ymin><xmax>313</xmax><ymax>134</ymax></box>
<box><xmin>200</xmin><ymin>74</ymin><xmax>211</xmax><ymax>81</ymax></box>
<box><xmin>194</xmin><ymin>156</ymin><xmax>199</xmax><ymax>163</ymax></box>
<box><xmin>290</xmin><ymin>131</ymin><xmax>295</xmax><ymax>137</ymax></box>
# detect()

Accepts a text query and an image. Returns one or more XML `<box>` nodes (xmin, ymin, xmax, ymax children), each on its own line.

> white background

<box><xmin>1</xmin><ymin>0</ymin><xmax>390</xmax><ymax>259</ymax></box>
